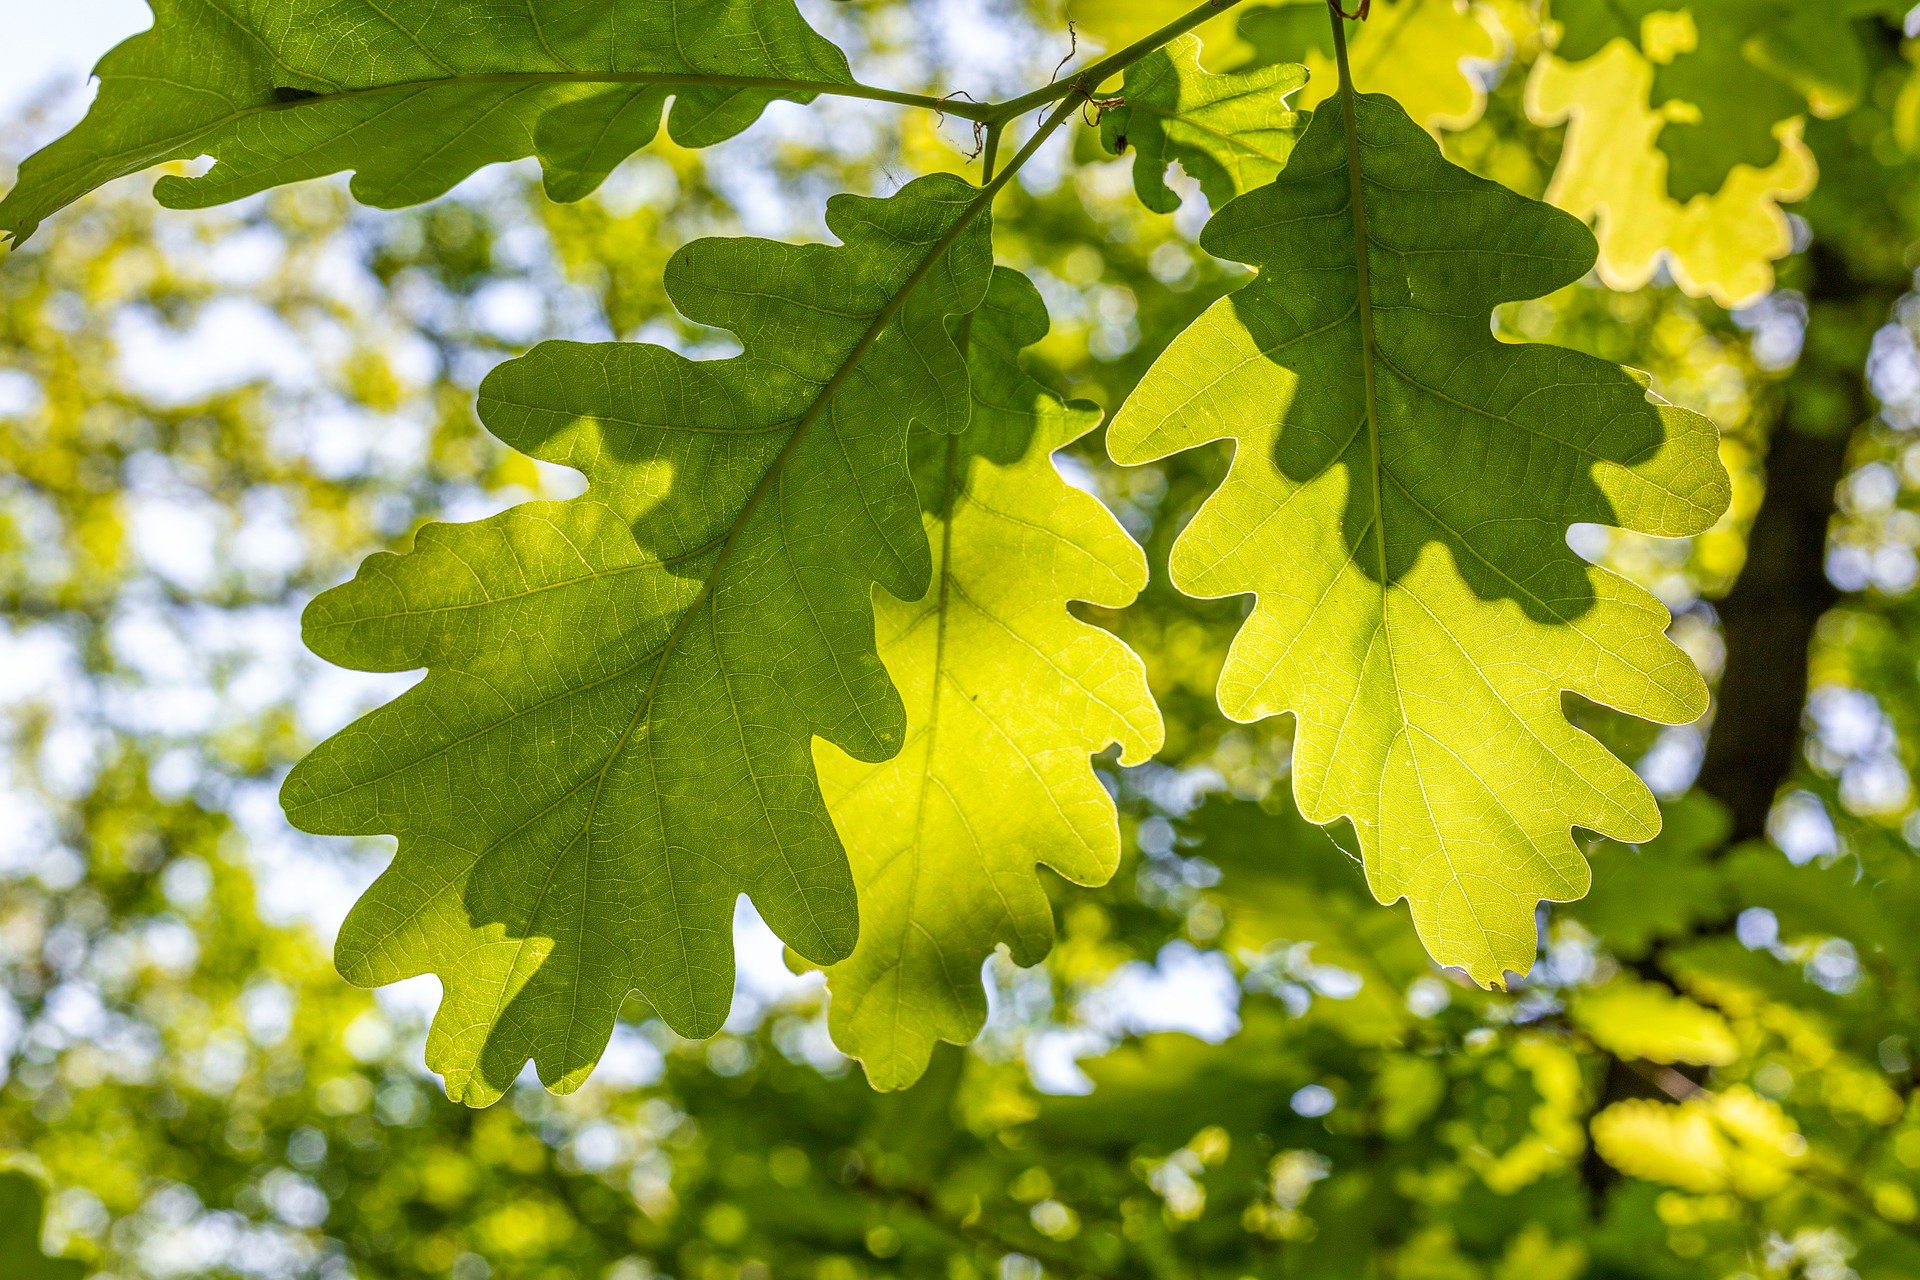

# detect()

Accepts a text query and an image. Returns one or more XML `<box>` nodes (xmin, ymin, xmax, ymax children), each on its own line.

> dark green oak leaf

<box><xmin>1552</xmin><ymin>0</ymin><xmax>1653</xmax><ymax>60</ymax></box>
<box><xmin>283</xmin><ymin>173</ymin><xmax>993</xmax><ymax>1104</ymax></box>
<box><xmin>817</xmin><ymin>267</ymin><xmax>1162</xmax><ymax>1089</ymax></box>
<box><xmin>1109</xmin><ymin>93</ymin><xmax>1729</xmax><ymax>986</ymax></box>
<box><xmin>0</xmin><ymin>0</ymin><xmax>854</xmax><ymax>244</ymax></box>
<box><xmin>1099</xmin><ymin>34</ymin><xmax>1307</xmax><ymax>213</ymax></box>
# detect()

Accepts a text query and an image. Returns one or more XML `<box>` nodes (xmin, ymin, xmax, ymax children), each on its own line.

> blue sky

<box><xmin>2</xmin><ymin>0</ymin><xmax>151</xmax><ymax>120</ymax></box>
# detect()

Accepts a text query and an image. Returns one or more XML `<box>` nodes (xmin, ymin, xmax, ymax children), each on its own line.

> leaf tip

<box><xmin>856</xmin><ymin>1056</ymin><xmax>925</xmax><ymax>1093</ymax></box>
<box><xmin>435</xmin><ymin>1061</ymin><xmax>502</xmax><ymax>1109</ymax></box>
<box><xmin>0</xmin><ymin>201</ymin><xmax>35</xmax><ymax>250</ymax></box>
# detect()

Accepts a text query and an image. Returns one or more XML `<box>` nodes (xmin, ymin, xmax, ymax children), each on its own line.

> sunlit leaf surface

<box><xmin>1099</xmin><ymin>35</ymin><xmax>1307</xmax><ymax>213</ymax></box>
<box><xmin>818</xmin><ymin>268</ymin><xmax>1161</xmax><ymax>1089</ymax></box>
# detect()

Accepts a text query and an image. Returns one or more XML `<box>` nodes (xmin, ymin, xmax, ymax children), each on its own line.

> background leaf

<box><xmin>1565</xmin><ymin>794</ymin><xmax>1731</xmax><ymax>957</ymax></box>
<box><xmin>817</xmin><ymin>268</ymin><xmax>1162</xmax><ymax>1090</ymax></box>
<box><xmin>1237</xmin><ymin>0</ymin><xmax>1503</xmax><ymax>133</ymax></box>
<box><xmin>1182</xmin><ymin>792</ymin><xmax>1435</xmax><ymax>1045</ymax></box>
<box><xmin>282</xmin><ymin>174</ymin><xmax>993</xmax><ymax>1103</ymax></box>
<box><xmin>1552</xmin><ymin>0</ymin><xmax>1878</xmax><ymax>201</ymax></box>
<box><xmin>1109</xmin><ymin>93</ymin><xmax>1729</xmax><ymax>986</ymax></box>
<box><xmin>1569</xmin><ymin>977</ymin><xmax>1741</xmax><ymax>1065</ymax></box>
<box><xmin>1525</xmin><ymin>43</ymin><xmax>1816</xmax><ymax>308</ymax></box>
<box><xmin>1591</xmin><ymin>1087</ymin><xmax>1805</xmax><ymax>1197</ymax></box>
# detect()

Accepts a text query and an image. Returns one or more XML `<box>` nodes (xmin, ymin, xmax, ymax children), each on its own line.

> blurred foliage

<box><xmin>1</xmin><ymin>1</ymin><xmax>1919</xmax><ymax>1277</ymax></box>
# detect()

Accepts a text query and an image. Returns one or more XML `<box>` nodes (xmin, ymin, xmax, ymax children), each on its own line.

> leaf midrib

<box><xmin>107</xmin><ymin>68</ymin><xmax>976</xmax><ymax>147</ymax></box>
<box><xmin>1332</xmin><ymin>66</ymin><xmax>1387</xmax><ymax>594</ymax></box>
<box><xmin>1327</xmin><ymin>28</ymin><xmax>1499</xmax><ymax>960</ymax></box>
<box><xmin>887</xmin><ymin>429</ymin><xmax>966</xmax><ymax>1052</ymax></box>
<box><xmin>1126</xmin><ymin>98</ymin><xmax>1298</xmax><ymax>164</ymax></box>
<box><xmin>2</xmin><ymin>69</ymin><xmax>980</xmax><ymax>228</ymax></box>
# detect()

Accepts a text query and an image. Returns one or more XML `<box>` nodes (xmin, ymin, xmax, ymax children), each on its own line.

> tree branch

<box><xmin>1695</xmin><ymin>241</ymin><xmax>1896</xmax><ymax>843</ymax></box>
<box><xmin>985</xmin><ymin>0</ymin><xmax>1250</xmax><ymax>121</ymax></box>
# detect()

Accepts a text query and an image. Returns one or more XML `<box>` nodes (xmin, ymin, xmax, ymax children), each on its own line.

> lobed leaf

<box><xmin>1591</xmin><ymin>1087</ymin><xmax>1804</xmax><ymax>1197</ymax></box>
<box><xmin>0</xmin><ymin>0</ymin><xmax>853</xmax><ymax>244</ymax></box>
<box><xmin>817</xmin><ymin>267</ymin><xmax>1162</xmax><ymax>1090</ymax></box>
<box><xmin>1098</xmin><ymin>35</ymin><xmax>1307</xmax><ymax>213</ymax></box>
<box><xmin>282</xmin><ymin>174</ymin><xmax>994</xmax><ymax>1104</ymax></box>
<box><xmin>1569</xmin><ymin>978</ymin><xmax>1740</xmax><ymax>1066</ymax></box>
<box><xmin>1109</xmin><ymin>93</ymin><xmax>1729</xmax><ymax>987</ymax></box>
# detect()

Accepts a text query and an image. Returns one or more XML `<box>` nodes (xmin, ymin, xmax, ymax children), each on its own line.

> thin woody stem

<box><xmin>984</xmin><ymin>0</ymin><xmax>1250</xmax><ymax>121</ymax></box>
<box><xmin>981</xmin><ymin>121</ymin><xmax>1005</xmax><ymax>181</ymax></box>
